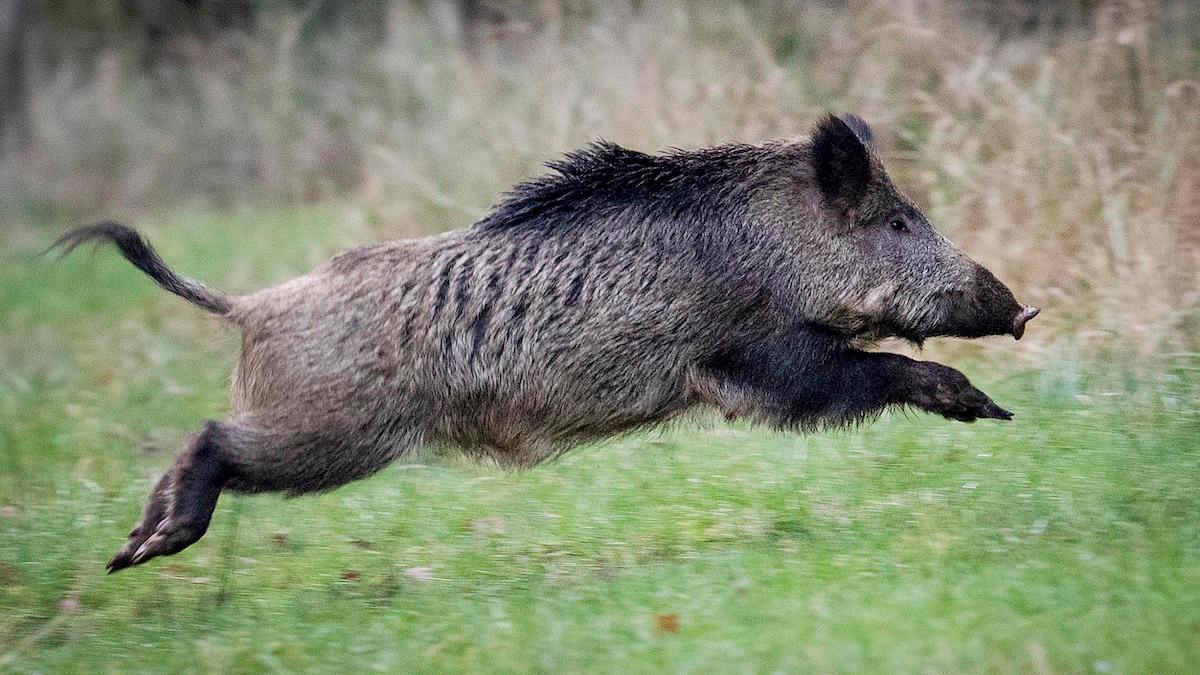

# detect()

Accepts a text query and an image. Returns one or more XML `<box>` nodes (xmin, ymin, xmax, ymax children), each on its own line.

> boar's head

<box><xmin>768</xmin><ymin>114</ymin><xmax>1038</xmax><ymax>344</ymax></box>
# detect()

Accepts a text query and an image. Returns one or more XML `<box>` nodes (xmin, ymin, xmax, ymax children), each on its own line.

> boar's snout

<box><xmin>1011</xmin><ymin>305</ymin><xmax>1040</xmax><ymax>340</ymax></box>
<box><xmin>939</xmin><ymin>263</ymin><xmax>1038</xmax><ymax>341</ymax></box>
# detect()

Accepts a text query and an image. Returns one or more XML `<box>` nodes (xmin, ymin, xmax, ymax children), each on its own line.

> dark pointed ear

<box><xmin>810</xmin><ymin>114</ymin><xmax>871</xmax><ymax>214</ymax></box>
<box><xmin>841</xmin><ymin>114</ymin><xmax>874</xmax><ymax>147</ymax></box>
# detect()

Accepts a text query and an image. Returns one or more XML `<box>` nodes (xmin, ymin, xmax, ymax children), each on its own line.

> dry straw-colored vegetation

<box><xmin>4</xmin><ymin>0</ymin><xmax>1198</xmax><ymax>355</ymax></box>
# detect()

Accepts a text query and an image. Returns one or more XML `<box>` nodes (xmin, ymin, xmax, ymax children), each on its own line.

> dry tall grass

<box><xmin>3</xmin><ymin>0</ymin><xmax>1198</xmax><ymax>355</ymax></box>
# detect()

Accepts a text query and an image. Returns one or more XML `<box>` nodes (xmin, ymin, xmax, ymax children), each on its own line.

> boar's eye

<box><xmin>889</xmin><ymin>218</ymin><xmax>909</xmax><ymax>233</ymax></box>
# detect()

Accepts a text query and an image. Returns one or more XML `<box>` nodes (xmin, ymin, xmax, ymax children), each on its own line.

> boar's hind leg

<box><xmin>107</xmin><ymin>421</ymin><xmax>232</xmax><ymax>573</ymax></box>
<box><xmin>107</xmin><ymin>419</ymin><xmax>423</xmax><ymax>572</ymax></box>
<box><xmin>217</xmin><ymin>423</ymin><xmax>424</xmax><ymax>495</ymax></box>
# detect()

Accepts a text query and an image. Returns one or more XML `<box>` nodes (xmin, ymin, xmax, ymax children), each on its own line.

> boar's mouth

<box><xmin>879</xmin><ymin>295</ymin><xmax>1039</xmax><ymax>344</ymax></box>
<box><xmin>833</xmin><ymin>278</ymin><xmax>1039</xmax><ymax>344</ymax></box>
<box><xmin>928</xmin><ymin>299</ymin><xmax>1040</xmax><ymax>341</ymax></box>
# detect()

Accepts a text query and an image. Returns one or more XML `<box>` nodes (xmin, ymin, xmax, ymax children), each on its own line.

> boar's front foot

<box><xmin>108</xmin><ymin>422</ymin><xmax>229</xmax><ymax>573</ymax></box>
<box><xmin>903</xmin><ymin>361</ymin><xmax>1012</xmax><ymax>423</ymax></box>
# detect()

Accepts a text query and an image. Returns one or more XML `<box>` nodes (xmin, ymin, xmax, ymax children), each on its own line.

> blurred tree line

<box><xmin>0</xmin><ymin>0</ymin><xmax>1102</xmax><ymax>155</ymax></box>
<box><xmin>1</xmin><ymin>0</ymin><xmax>1190</xmax><ymax>221</ymax></box>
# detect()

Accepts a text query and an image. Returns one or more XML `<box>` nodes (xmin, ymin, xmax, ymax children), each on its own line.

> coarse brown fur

<box><xmin>53</xmin><ymin>114</ymin><xmax>1038</xmax><ymax>572</ymax></box>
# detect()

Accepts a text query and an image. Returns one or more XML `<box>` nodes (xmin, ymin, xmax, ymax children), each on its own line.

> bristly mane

<box><xmin>472</xmin><ymin>140</ymin><xmax>767</xmax><ymax>233</ymax></box>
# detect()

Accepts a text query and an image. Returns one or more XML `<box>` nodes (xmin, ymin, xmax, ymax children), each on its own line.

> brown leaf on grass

<box><xmin>271</xmin><ymin>532</ymin><xmax>290</xmax><ymax>548</ymax></box>
<box><xmin>348</xmin><ymin>538</ymin><xmax>373</xmax><ymax>550</ymax></box>
<box><xmin>341</xmin><ymin>570</ymin><xmax>360</xmax><ymax>581</ymax></box>
<box><xmin>654</xmin><ymin>613</ymin><xmax>680</xmax><ymax>634</ymax></box>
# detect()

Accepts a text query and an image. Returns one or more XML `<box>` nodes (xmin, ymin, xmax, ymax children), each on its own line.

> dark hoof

<box><xmin>978</xmin><ymin>400</ymin><xmax>1013</xmax><ymax>421</ymax></box>
<box><xmin>911</xmin><ymin>362</ymin><xmax>1013</xmax><ymax>424</ymax></box>
<box><xmin>106</xmin><ymin>470</ymin><xmax>215</xmax><ymax>573</ymax></box>
<box><xmin>108</xmin><ymin>510</ymin><xmax>210</xmax><ymax>573</ymax></box>
<box><xmin>108</xmin><ymin>516</ymin><xmax>205</xmax><ymax>573</ymax></box>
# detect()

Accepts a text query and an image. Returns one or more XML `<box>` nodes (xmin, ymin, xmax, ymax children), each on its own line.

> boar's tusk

<box><xmin>1011</xmin><ymin>306</ymin><xmax>1040</xmax><ymax>340</ymax></box>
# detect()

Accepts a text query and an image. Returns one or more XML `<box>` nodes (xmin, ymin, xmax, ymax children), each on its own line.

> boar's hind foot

<box><xmin>108</xmin><ymin>422</ymin><xmax>230</xmax><ymax>573</ymax></box>
<box><xmin>905</xmin><ymin>361</ymin><xmax>1012</xmax><ymax>423</ymax></box>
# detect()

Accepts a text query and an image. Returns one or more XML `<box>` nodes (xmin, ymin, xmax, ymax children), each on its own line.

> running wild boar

<box><xmin>54</xmin><ymin>114</ymin><xmax>1039</xmax><ymax>572</ymax></box>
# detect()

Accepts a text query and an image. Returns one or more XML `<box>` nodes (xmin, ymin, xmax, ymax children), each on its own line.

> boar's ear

<box><xmin>841</xmin><ymin>114</ymin><xmax>874</xmax><ymax>147</ymax></box>
<box><xmin>810</xmin><ymin>114</ymin><xmax>872</xmax><ymax>215</ymax></box>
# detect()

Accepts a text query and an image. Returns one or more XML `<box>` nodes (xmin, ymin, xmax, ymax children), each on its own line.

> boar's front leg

<box><xmin>895</xmin><ymin>360</ymin><xmax>1012</xmax><ymax>423</ymax></box>
<box><xmin>701</xmin><ymin>328</ymin><xmax>1011</xmax><ymax>427</ymax></box>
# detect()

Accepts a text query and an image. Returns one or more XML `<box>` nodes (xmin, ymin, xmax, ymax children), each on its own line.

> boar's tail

<box><xmin>50</xmin><ymin>221</ymin><xmax>232</xmax><ymax>315</ymax></box>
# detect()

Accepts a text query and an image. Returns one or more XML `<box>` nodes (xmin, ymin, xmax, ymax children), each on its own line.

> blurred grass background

<box><xmin>1</xmin><ymin>0</ymin><xmax>1199</xmax><ymax>672</ymax></box>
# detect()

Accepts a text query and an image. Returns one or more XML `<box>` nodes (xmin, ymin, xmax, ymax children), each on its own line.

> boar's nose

<box><xmin>1011</xmin><ymin>306</ymin><xmax>1040</xmax><ymax>340</ymax></box>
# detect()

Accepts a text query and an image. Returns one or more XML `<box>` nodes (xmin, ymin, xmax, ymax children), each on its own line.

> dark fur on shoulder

<box><xmin>56</xmin><ymin>113</ymin><xmax>1037</xmax><ymax>573</ymax></box>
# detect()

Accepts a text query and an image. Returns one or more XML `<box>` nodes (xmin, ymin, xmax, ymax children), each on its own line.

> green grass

<box><xmin>1</xmin><ymin>208</ymin><xmax>1199</xmax><ymax>673</ymax></box>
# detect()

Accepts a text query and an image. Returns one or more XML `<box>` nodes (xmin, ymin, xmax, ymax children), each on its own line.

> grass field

<box><xmin>1</xmin><ymin>208</ymin><xmax>1198</xmax><ymax>673</ymax></box>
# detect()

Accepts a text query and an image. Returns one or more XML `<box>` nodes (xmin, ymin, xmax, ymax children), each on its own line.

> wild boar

<box><xmin>54</xmin><ymin>114</ymin><xmax>1038</xmax><ymax>572</ymax></box>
